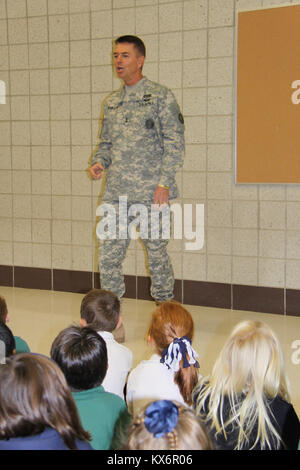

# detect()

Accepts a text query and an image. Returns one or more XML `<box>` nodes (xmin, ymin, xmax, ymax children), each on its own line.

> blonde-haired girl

<box><xmin>126</xmin><ymin>301</ymin><xmax>200</xmax><ymax>416</ymax></box>
<box><xmin>193</xmin><ymin>320</ymin><xmax>300</xmax><ymax>450</ymax></box>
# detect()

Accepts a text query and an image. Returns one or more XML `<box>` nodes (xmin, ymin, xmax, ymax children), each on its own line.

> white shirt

<box><xmin>97</xmin><ymin>331</ymin><xmax>133</xmax><ymax>400</ymax></box>
<box><xmin>126</xmin><ymin>354</ymin><xmax>188</xmax><ymax>416</ymax></box>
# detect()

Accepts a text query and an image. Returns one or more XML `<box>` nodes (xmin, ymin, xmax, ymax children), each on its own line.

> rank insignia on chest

<box><xmin>145</xmin><ymin>118</ymin><xmax>154</xmax><ymax>129</ymax></box>
<box><xmin>143</xmin><ymin>94</ymin><xmax>152</xmax><ymax>102</ymax></box>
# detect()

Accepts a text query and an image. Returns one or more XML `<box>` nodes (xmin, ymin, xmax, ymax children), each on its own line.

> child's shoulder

<box><xmin>105</xmin><ymin>335</ymin><xmax>133</xmax><ymax>357</ymax></box>
<box><xmin>102</xmin><ymin>389</ymin><xmax>127</xmax><ymax>408</ymax></box>
<box><xmin>115</xmin><ymin>342</ymin><xmax>133</xmax><ymax>355</ymax></box>
<box><xmin>130</xmin><ymin>355</ymin><xmax>162</xmax><ymax>374</ymax></box>
<box><xmin>14</xmin><ymin>336</ymin><xmax>30</xmax><ymax>353</ymax></box>
<box><xmin>97</xmin><ymin>331</ymin><xmax>133</xmax><ymax>365</ymax></box>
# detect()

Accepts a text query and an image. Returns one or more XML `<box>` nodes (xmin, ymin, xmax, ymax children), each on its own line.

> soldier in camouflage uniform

<box><xmin>89</xmin><ymin>35</ymin><xmax>185</xmax><ymax>302</ymax></box>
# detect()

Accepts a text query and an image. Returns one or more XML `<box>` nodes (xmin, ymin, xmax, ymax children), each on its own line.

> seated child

<box><xmin>80</xmin><ymin>289</ymin><xmax>132</xmax><ymax>399</ymax></box>
<box><xmin>121</xmin><ymin>399</ymin><xmax>212</xmax><ymax>450</ymax></box>
<box><xmin>50</xmin><ymin>325</ymin><xmax>131</xmax><ymax>450</ymax></box>
<box><xmin>0</xmin><ymin>295</ymin><xmax>30</xmax><ymax>353</ymax></box>
<box><xmin>0</xmin><ymin>353</ymin><xmax>92</xmax><ymax>450</ymax></box>
<box><xmin>126</xmin><ymin>301</ymin><xmax>200</xmax><ymax>416</ymax></box>
<box><xmin>193</xmin><ymin>320</ymin><xmax>300</xmax><ymax>450</ymax></box>
<box><xmin>0</xmin><ymin>322</ymin><xmax>16</xmax><ymax>360</ymax></box>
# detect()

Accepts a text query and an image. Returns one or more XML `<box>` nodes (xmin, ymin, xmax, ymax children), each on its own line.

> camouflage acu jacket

<box><xmin>91</xmin><ymin>77</ymin><xmax>185</xmax><ymax>203</ymax></box>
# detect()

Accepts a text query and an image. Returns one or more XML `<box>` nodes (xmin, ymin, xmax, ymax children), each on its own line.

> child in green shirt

<box><xmin>50</xmin><ymin>325</ymin><xmax>131</xmax><ymax>450</ymax></box>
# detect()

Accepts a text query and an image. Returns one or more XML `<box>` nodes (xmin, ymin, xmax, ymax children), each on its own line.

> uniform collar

<box><xmin>121</xmin><ymin>76</ymin><xmax>148</xmax><ymax>100</ymax></box>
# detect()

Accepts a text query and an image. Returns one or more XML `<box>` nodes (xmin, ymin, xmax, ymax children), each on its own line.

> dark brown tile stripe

<box><xmin>0</xmin><ymin>265</ymin><xmax>299</xmax><ymax>316</ymax></box>
<box><xmin>0</xmin><ymin>265</ymin><xmax>13</xmax><ymax>287</ymax></box>
<box><xmin>14</xmin><ymin>266</ymin><xmax>52</xmax><ymax>290</ymax></box>
<box><xmin>173</xmin><ymin>279</ymin><xmax>183</xmax><ymax>303</ymax></box>
<box><xmin>183</xmin><ymin>280</ymin><xmax>231</xmax><ymax>309</ymax></box>
<box><xmin>124</xmin><ymin>275</ymin><xmax>137</xmax><ymax>299</ymax></box>
<box><xmin>232</xmin><ymin>284</ymin><xmax>284</xmax><ymax>315</ymax></box>
<box><xmin>137</xmin><ymin>276</ymin><xmax>153</xmax><ymax>301</ymax></box>
<box><xmin>93</xmin><ymin>271</ymin><xmax>101</xmax><ymax>289</ymax></box>
<box><xmin>286</xmin><ymin>289</ymin><xmax>300</xmax><ymax>317</ymax></box>
<box><xmin>53</xmin><ymin>269</ymin><xmax>93</xmax><ymax>294</ymax></box>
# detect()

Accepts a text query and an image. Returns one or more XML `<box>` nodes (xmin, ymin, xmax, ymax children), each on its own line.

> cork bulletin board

<box><xmin>236</xmin><ymin>5</ymin><xmax>300</xmax><ymax>183</ymax></box>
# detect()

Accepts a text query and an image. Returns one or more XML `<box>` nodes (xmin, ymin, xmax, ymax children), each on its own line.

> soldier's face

<box><xmin>113</xmin><ymin>43</ymin><xmax>144</xmax><ymax>85</ymax></box>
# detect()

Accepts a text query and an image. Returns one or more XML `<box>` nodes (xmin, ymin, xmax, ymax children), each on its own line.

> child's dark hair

<box><xmin>0</xmin><ymin>353</ymin><xmax>91</xmax><ymax>449</ymax></box>
<box><xmin>114</xmin><ymin>35</ymin><xmax>146</xmax><ymax>57</ymax></box>
<box><xmin>0</xmin><ymin>322</ymin><xmax>15</xmax><ymax>357</ymax></box>
<box><xmin>80</xmin><ymin>289</ymin><xmax>120</xmax><ymax>332</ymax></box>
<box><xmin>50</xmin><ymin>325</ymin><xmax>108</xmax><ymax>392</ymax></box>
<box><xmin>0</xmin><ymin>296</ymin><xmax>8</xmax><ymax>323</ymax></box>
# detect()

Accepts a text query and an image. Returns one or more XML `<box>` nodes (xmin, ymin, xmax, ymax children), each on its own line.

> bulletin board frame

<box><xmin>235</xmin><ymin>4</ymin><xmax>300</xmax><ymax>184</ymax></box>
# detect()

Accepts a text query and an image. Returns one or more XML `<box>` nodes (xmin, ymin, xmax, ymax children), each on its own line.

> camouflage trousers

<box><xmin>97</xmin><ymin>201</ymin><xmax>174</xmax><ymax>301</ymax></box>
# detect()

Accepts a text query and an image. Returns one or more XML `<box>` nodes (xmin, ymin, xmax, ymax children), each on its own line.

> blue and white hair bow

<box><xmin>144</xmin><ymin>400</ymin><xmax>179</xmax><ymax>438</ymax></box>
<box><xmin>160</xmin><ymin>336</ymin><xmax>200</xmax><ymax>372</ymax></box>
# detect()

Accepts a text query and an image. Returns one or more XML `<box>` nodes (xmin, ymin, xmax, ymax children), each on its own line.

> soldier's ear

<box><xmin>137</xmin><ymin>54</ymin><xmax>145</xmax><ymax>71</ymax></box>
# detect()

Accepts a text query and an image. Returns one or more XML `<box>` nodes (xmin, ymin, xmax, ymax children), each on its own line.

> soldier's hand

<box><xmin>153</xmin><ymin>185</ymin><xmax>169</xmax><ymax>209</ymax></box>
<box><xmin>89</xmin><ymin>163</ymin><xmax>104</xmax><ymax>180</ymax></box>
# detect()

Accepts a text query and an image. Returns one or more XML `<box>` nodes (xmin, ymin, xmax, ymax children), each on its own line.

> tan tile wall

<box><xmin>1</xmin><ymin>0</ymin><xmax>300</xmax><ymax>290</ymax></box>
